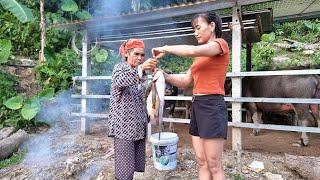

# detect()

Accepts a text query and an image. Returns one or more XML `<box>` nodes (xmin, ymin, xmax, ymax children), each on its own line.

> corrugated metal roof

<box><xmin>243</xmin><ymin>0</ymin><xmax>320</xmax><ymax>22</ymax></box>
<box><xmin>50</xmin><ymin>0</ymin><xmax>319</xmax><ymax>29</ymax></box>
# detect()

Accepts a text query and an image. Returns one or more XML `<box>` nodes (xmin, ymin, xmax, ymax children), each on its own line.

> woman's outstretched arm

<box><xmin>152</xmin><ymin>41</ymin><xmax>224</xmax><ymax>58</ymax></box>
<box><xmin>163</xmin><ymin>69</ymin><xmax>193</xmax><ymax>90</ymax></box>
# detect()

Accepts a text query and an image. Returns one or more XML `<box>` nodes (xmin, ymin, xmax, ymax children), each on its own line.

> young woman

<box><xmin>152</xmin><ymin>12</ymin><xmax>229</xmax><ymax>180</ymax></box>
<box><xmin>108</xmin><ymin>39</ymin><xmax>158</xmax><ymax>180</ymax></box>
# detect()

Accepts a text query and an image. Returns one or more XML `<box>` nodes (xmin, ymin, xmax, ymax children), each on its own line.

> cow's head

<box><xmin>163</xmin><ymin>70</ymin><xmax>178</xmax><ymax>96</ymax></box>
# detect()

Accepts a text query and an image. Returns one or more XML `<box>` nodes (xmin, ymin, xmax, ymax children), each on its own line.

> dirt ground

<box><xmin>174</xmin><ymin>123</ymin><xmax>320</xmax><ymax>157</ymax></box>
<box><xmin>0</xmin><ymin>119</ymin><xmax>319</xmax><ymax>180</ymax></box>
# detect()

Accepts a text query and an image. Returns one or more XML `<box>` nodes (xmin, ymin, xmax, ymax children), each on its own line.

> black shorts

<box><xmin>189</xmin><ymin>94</ymin><xmax>228</xmax><ymax>139</ymax></box>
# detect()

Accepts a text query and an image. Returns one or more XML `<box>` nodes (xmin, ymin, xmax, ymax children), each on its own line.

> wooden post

<box><xmin>39</xmin><ymin>0</ymin><xmax>45</xmax><ymax>63</ymax></box>
<box><xmin>246</xmin><ymin>43</ymin><xmax>252</xmax><ymax>71</ymax></box>
<box><xmin>81</xmin><ymin>31</ymin><xmax>89</xmax><ymax>134</ymax></box>
<box><xmin>232</xmin><ymin>5</ymin><xmax>243</xmax><ymax>173</ymax></box>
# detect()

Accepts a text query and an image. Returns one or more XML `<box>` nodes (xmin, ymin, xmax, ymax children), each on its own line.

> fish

<box><xmin>145</xmin><ymin>70</ymin><xmax>165</xmax><ymax>126</ymax></box>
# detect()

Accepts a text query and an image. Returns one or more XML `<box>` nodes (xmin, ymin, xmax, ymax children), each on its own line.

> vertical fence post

<box><xmin>232</xmin><ymin>4</ymin><xmax>243</xmax><ymax>173</ymax></box>
<box><xmin>81</xmin><ymin>31</ymin><xmax>89</xmax><ymax>134</ymax></box>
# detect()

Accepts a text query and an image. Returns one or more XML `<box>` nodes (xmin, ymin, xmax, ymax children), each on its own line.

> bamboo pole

<box><xmin>39</xmin><ymin>0</ymin><xmax>46</xmax><ymax>63</ymax></box>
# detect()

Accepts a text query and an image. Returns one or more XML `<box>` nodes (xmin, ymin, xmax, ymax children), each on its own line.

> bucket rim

<box><xmin>150</xmin><ymin>132</ymin><xmax>179</xmax><ymax>143</ymax></box>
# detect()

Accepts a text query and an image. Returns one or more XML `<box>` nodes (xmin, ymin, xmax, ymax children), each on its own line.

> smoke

<box><xmin>17</xmin><ymin>0</ymin><xmax>131</xmax><ymax>179</ymax></box>
<box><xmin>21</xmin><ymin>90</ymin><xmax>79</xmax><ymax>174</ymax></box>
<box><xmin>90</xmin><ymin>0</ymin><xmax>131</xmax><ymax>16</ymax></box>
<box><xmin>78</xmin><ymin>159</ymin><xmax>107</xmax><ymax>180</ymax></box>
<box><xmin>87</xmin><ymin>0</ymin><xmax>197</xmax><ymax>58</ymax></box>
<box><xmin>21</xmin><ymin>88</ymin><xmax>109</xmax><ymax>178</ymax></box>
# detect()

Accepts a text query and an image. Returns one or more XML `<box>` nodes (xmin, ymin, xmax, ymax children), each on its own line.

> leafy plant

<box><xmin>252</xmin><ymin>36</ymin><xmax>275</xmax><ymax>71</ymax></box>
<box><xmin>0</xmin><ymin>0</ymin><xmax>34</xmax><ymax>23</ymax></box>
<box><xmin>92</xmin><ymin>51</ymin><xmax>121</xmax><ymax>76</ymax></box>
<box><xmin>234</xmin><ymin>174</ymin><xmax>244</xmax><ymax>180</ymax></box>
<box><xmin>4</xmin><ymin>96</ymin><xmax>23</xmax><ymax>110</ymax></box>
<box><xmin>303</xmin><ymin>21</ymin><xmax>320</xmax><ymax>33</ymax></box>
<box><xmin>75</xmin><ymin>10</ymin><xmax>91</xmax><ymax>20</ymax></box>
<box><xmin>3</xmin><ymin>88</ymin><xmax>54</xmax><ymax>127</ymax></box>
<box><xmin>91</xmin><ymin>48</ymin><xmax>109</xmax><ymax>63</ymax></box>
<box><xmin>159</xmin><ymin>55</ymin><xmax>193</xmax><ymax>73</ymax></box>
<box><xmin>0</xmin><ymin>39</ymin><xmax>12</xmax><ymax>64</ymax></box>
<box><xmin>274</xmin><ymin>20</ymin><xmax>320</xmax><ymax>43</ymax></box>
<box><xmin>310</xmin><ymin>51</ymin><xmax>320</xmax><ymax>69</ymax></box>
<box><xmin>35</xmin><ymin>48</ymin><xmax>81</xmax><ymax>92</ymax></box>
<box><xmin>261</xmin><ymin>32</ymin><xmax>276</xmax><ymax>43</ymax></box>
<box><xmin>61</xmin><ymin>0</ymin><xmax>78</xmax><ymax>13</ymax></box>
<box><xmin>0</xmin><ymin>71</ymin><xmax>18</xmax><ymax>128</ymax></box>
<box><xmin>0</xmin><ymin>11</ymin><xmax>40</xmax><ymax>58</ymax></box>
<box><xmin>0</xmin><ymin>149</ymin><xmax>26</xmax><ymax>168</ymax></box>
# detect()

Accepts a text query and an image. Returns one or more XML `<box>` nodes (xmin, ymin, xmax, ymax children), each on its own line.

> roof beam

<box><xmin>86</xmin><ymin>0</ymin><xmax>274</xmax><ymax>30</ymax></box>
<box><xmin>274</xmin><ymin>11</ymin><xmax>320</xmax><ymax>23</ymax></box>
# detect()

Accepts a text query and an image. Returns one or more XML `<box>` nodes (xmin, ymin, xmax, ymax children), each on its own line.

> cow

<box><xmin>164</xmin><ymin>82</ymin><xmax>178</xmax><ymax>131</ymax></box>
<box><xmin>226</xmin><ymin>75</ymin><xmax>320</xmax><ymax>146</ymax></box>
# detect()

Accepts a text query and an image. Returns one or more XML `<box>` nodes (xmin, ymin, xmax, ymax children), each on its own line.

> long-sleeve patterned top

<box><xmin>107</xmin><ymin>62</ymin><xmax>148</xmax><ymax>141</ymax></box>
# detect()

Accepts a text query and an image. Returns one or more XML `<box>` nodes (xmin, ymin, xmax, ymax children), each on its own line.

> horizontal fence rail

<box><xmin>71</xmin><ymin>94</ymin><xmax>320</xmax><ymax>104</ymax></box>
<box><xmin>72</xmin><ymin>95</ymin><xmax>111</xmax><ymax>99</ymax></box>
<box><xmin>71</xmin><ymin>113</ymin><xmax>320</xmax><ymax>133</ymax></box>
<box><xmin>227</xmin><ymin>69</ymin><xmax>320</xmax><ymax>77</ymax></box>
<box><xmin>72</xmin><ymin>113</ymin><xmax>108</xmax><ymax>118</ymax></box>
<box><xmin>72</xmin><ymin>69</ymin><xmax>320</xmax><ymax>81</ymax></box>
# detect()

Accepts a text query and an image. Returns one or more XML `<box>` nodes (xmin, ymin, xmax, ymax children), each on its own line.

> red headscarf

<box><xmin>119</xmin><ymin>39</ymin><xmax>145</xmax><ymax>58</ymax></box>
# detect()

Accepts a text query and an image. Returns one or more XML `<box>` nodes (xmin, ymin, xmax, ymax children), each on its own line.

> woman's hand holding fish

<box><xmin>152</xmin><ymin>46</ymin><xmax>167</xmax><ymax>59</ymax></box>
<box><xmin>141</xmin><ymin>58</ymin><xmax>158</xmax><ymax>72</ymax></box>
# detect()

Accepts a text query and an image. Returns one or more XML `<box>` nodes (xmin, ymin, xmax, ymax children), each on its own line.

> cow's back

<box><xmin>243</xmin><ymin>75</ymin><xmax>318</xmax><ymax>98</ymax></box>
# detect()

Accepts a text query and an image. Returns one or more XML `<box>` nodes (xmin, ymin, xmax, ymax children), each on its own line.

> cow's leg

<box><xmin>290</xmin><ymin>106</ymin><xmax>299</xmax><ymax>126</ymax></box>
<box><xmin>168</xmin><ymin>117</ymin><xmax>174</xmax><ymax>132</ymax></box>
<box><xmin>252</xmin><ymin>111</ymin><xmax>263</xmax><ymax>136</ymax></box>
<box><xmin>294</xmin><ymin>104</ymin><xmax>312</xmax><ymax>146</ymax></box>
<box><xmin>185</xmin><ymin>101</ymin><xmax>192</xmax><ymax>119</ymax></box>
<box><xmin>310</xmin><ymin>104</ymin><xmax>320</xmax><ymax>127</ymax></box>
<box><xmin>319</xmin><ymin>104</ymin><xmax>320</xmax><ymax>128</ymax></box>
<box><xmin>247</xmin><ymin>102</ymin><xmax>262</xmax><ymax>136</ymax></box>
<box><xmin>167</xmin><ymin>103</ymin><xmax>175</xmax><ymax>132</ymax></box>
<box><xmin>246</xmin><ymin>110</ymin><xmax>252</xmax><ymax>123</ymax></box>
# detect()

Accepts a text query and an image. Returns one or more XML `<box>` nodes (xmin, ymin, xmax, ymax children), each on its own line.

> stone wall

<box><xmin>4</xmin><ymin>58</ymin><xmax>41</xmax><ymax>96</ymax></box>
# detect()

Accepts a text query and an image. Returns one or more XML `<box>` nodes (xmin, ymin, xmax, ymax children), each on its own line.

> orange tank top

<box><xmin>190</xmin><ymin>38</ymin><xmax>229</xmax><ymax>95</ymax></box>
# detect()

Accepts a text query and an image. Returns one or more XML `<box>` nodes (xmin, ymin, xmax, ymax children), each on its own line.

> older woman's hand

<box><xmin>152</xmin><ymin>46</ymin><xmax>167</xmax><ymax>59</ymax></box>
<box><xmin>141</xmin><ymin>58</ymin><xmax>158</xmax><ymax>72</ymax></box>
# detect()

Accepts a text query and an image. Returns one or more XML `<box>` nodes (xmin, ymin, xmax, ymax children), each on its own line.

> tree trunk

<box><xmin>39</xmin><ymin>0</ymin><xmax>46</xmax><ymax>63</ymax></box>
<box><xmin>0</xmin><ymin>127</ymin><xmax>15</xmax><ymax>141</ymax></box>
<box><xmin>284</xmin><ymin>153</ymin><xmax>320</xmax><ymax>180</ymax></box>
<box><xmin>0</xmin><ymin>129</ymin><xmax>28</xmax><ymax>160</ymax></box>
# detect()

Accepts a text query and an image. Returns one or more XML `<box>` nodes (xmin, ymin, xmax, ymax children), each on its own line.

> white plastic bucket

<box><xmin>149</xmin><ymin>132</ymin><xmax>179</xmax><ymax>171</ymax></box>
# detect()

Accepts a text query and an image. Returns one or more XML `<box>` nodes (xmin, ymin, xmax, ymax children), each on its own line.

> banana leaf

<box><xmin>4</xmin><ymin>96</ymin><xmax>23</xmax><ymax>110</ymax></box>
<box><xmin>0</xmin><ymin>0</ymin><xmax>34</xmax><ymax>23</ymax></box>
<box><xmin>61</xmin><ymin>0</ymin><xmax>78</xmax><ymax>13</ymax></box>
<box><xmin>0</xmin><ymin>39</ymin><xmax>12</xmax><ymax>64</ymax></box>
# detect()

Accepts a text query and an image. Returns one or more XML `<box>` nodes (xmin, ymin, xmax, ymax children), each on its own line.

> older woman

<box><xmin>152</xmin><ymin>12</ymin><xmax>229</xmax><ymax>180</ymax></box>
<box><xmin>108</xmin><ymin>39</ymin><xmax>158</xmax><ymax>180</ymax></box>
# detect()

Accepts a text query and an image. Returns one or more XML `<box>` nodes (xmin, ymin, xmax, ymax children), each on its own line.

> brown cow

<box><xmin>227</xmin><ymin>75</ymin><xmax>320</xmax><ymax>146</ymax></box>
